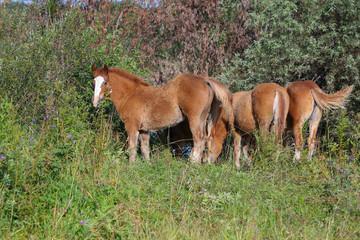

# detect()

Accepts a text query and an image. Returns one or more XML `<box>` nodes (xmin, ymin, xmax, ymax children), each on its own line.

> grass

<box><xmin>1</xmin><ymin>129</ymin><xmax>360</xmax><ymax>239</ymax></box>
<box><xmin>1</xmin><ymin>95</ymin><xmax>360</xmax><ymax>239</ymax></box>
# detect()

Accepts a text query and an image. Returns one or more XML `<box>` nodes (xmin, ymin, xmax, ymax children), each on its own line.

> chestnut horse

<box><xmin>286</xmin><ymin>80</ymin><xmax>353</xmax><ymax>160</ymax></box>
<box><xmin>170</xmin><ymin>83</ymin><xmax>289</xmax><ymax>169</ymax></box>
<box><xmin>91</xmin><ymin>65</ymin><xmax>232</xmax><ymax>163</ymax></box>
<box><xmin>232</xmin><ymin>83</ymin><xmax>289</xmax><ymax>168</ymax></box>
<box><xmin>169</xmin><ymin>107</ymin><xmax>231</xmax><ymax>163</ymax></box>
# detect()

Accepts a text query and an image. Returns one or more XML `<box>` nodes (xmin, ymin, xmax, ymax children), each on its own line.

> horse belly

<box><xmin>140</xmin><ymin>104</ymin><xmax>184</xmax><ymax>131</ymax></box>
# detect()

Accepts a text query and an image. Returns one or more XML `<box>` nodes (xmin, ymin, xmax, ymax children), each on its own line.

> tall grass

<box><xmin>1</xmin><ymin>95</ymin><xmax>360</xmax><ymax>239</ymax></box>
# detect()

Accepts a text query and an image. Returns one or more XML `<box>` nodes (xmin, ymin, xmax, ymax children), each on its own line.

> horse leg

<box><xmin>307</xmin><ymin>106</ymin><xmax>322</xmax><ymax>161</ymax></box>
<box><xmin>233</xmin><ymin>130</ymin><xmax>242</xmax><ymax>169</ymax></box>
<box><xmin>242</xmin><ymin>134</ymin><xmax>252</xmax><ymax>161</ymax></box>
<box><xmin>140</xmin><ymin>131</ymin><xmax>150</xmax><ymax>161</ymax></box>
<box><xmin>125</xmin><ymin>124</ymin><xmax>139</xmax><ymax>163</ymax></box>
<box><xmin>258</xmin><ymin>121</ymin><xmax>271</xmax><ymax>142</ymax></box>
<box><xmin>293</xmin><ymin>120</ymin><xmax>304</xmax><ymax>161</ymax></box>
<box><xmin>188</xmin><ymin>118</ymin><xmax>206</xmax><ymax>163</ymax></box>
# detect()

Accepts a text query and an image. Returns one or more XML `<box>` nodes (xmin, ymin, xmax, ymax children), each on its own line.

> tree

<box><xmin>218</xmin><ymin>0</ymin><xmax>359</xmax><ymax>104</ymax></box>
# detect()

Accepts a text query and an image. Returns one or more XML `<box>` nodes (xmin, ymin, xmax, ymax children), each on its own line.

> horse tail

<box><xmin>272</xmin><ymin>89</ymin><xmax>289</xmax><ymax>142</ymax></box>
<box><xmin>205</xmin><ymin>78</ymin><xmax>233</xmax><ymax>120</ymax></box>
<box><xmin>311</xmin><ymin>85</ymin><xmax>354</xmax><ymax>110</ymax></box>
<box><xmin>205</xmin><ymin>78</ymin><xmax>234</xmax><ymax>130</ymax></box>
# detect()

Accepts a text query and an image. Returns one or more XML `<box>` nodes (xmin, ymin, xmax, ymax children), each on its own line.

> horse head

<box><xmin>92</xmin><ymin>65</ymin><xmax>111</xmax><ymax>107</ymax></box>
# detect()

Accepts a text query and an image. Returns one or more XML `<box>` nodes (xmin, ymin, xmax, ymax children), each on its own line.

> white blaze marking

<box><xmin>94</xmin><ymin>76</ymin><xmax>105</xmax><ymax>98</ymax></box>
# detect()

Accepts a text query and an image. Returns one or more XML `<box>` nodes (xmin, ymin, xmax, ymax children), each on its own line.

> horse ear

<box><xmin>104</xmin><ymin>65</ymin><xmax>109</xmax><ymax>75</ymax></box>
<box><xmin>91</xmin><ymin>65</ymin><xmax>97</xmax><ymax>74</ymax></box>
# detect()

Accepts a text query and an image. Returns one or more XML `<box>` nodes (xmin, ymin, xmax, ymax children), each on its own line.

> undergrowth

<box><xmin>1</xmin><ymin>97</ymin><xmax>360</xmax><ymax>239</ymax></box>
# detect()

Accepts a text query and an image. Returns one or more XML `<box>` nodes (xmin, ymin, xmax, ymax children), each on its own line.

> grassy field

<box><xmin>1</xmin><ymin>98</ymin><xmax>359</xmax><ymax>239</ymax></box>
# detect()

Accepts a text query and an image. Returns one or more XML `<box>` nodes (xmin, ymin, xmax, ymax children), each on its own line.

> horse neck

<box><xmin>108</xmin><ymin>73</ymin><xmax>149</xmax><ymax>108</ymax></box>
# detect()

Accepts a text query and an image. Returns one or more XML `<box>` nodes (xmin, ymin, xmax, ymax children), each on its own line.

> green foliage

<box><xmin>0</xmin><ymin>5</ymin><xmax>145</xmax><ymax>123</ymax></box>
<box><xmin>219</xmin><ymin>0</ymin><xmax>359</xmax><ymax>101</ymax></box>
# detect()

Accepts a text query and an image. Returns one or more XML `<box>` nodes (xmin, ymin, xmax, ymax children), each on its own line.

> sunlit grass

<box><xmin>1</xmin><ymin>100</ymin><xmax>359</xmax><ymax>239</ymax></box>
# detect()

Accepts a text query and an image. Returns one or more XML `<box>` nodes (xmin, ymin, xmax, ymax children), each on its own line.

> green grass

<box><xmin>1</xmin><ymin>93</ymin><xmax>360</xmax><ymax>239</ymax></box>
<box><xmin>1</xmin><ymin>136</ymin><xmax>360</xmax><ymax>239</ymax></box>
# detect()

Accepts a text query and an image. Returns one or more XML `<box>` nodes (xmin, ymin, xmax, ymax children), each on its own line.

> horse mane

<box><xmin>109</xmin><ymin>67</ymin><xmax>151</xmax><ymax>87</ymax></box>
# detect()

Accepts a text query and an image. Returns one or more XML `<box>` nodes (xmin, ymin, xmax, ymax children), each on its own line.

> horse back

<box><xmin>251</xmin><ymin>83</ymin><xmax>284</xmax><ymax>122</ymax></box>
<box><xmin>233</xmin><ymin>91</ymin><xmax>256</xmax><ymax>133</ymax></box>
<box><xmin>170</xmin><ymin>74</ymin><xmax>215</xmax><ymax>116</ymax></box>
<box><xmin>286</xmin><ymin>81</ymin><xmax>318</xmax><ymax>123</ymax></box>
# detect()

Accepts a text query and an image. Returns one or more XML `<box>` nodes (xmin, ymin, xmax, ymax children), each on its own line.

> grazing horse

<box><xmin>286</xmin><ymin>80</ymin><xmax>353</xmax><ymax>160</ymax></box>
<box><xmin>91</xmin><ymin>65</ymin><xmax>232</xmax><ymax>163</ymax></box>
<box><xmin>169</xmin><ymin>107</ymin><xmax>231</xmax><ymax>163</ymax></box>
<box><xmin>170</xmin><ymin>83</ymin><xmax>289</xmax><ymax>169</ymax></box>
<box><xmin>232</xmin><ymin>83</ymin><xmax>289</xmax><ymax>168</ymax></box>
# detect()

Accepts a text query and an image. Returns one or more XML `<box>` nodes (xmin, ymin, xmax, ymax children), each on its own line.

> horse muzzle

<box><xmin>92</xmin><ymin>96</ymin><xmax>101</xmax><ymax>108</ymax></box>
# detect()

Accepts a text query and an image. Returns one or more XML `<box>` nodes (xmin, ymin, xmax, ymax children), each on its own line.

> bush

<box><xmin>218</xmin><ymin>0</ymin><xmax>359</xmax><ymax>104</ymax></box>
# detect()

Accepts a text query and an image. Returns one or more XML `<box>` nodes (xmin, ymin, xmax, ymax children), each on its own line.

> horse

<box><xmin>91</xmin><ymin>65</ymin><xmax>232</xmax><ymax>163</ymax></box>
<box><xmin>169</xmin><ymin>107</ymin><xmax>231</xmax><ymax>163</ymax></box>
<box><xmin>232</xmin><ymin>83</ymin><xmax>289</xmax><ymax>168</ymax></box>
<box><xmin>286</xmin><ymin>80</ymin><xmax>353</xmax><ymax>160</ymax></box>
<box><xmin>169</xmin><ymin>83</ymin><xmax>289</xmax><ymax>169</ymax></box>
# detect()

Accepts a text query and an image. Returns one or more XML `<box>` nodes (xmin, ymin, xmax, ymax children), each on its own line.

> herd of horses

<box><xmin>92</xmin><ymin>65</ymin><xmax>353</xmax><ymax>168</ymax></box>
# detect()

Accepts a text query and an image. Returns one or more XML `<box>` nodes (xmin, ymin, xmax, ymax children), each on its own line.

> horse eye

<box><xmin>104</xmin><ymin>82</ymin><xmax>107</xmax><ymax>85</ymax></box>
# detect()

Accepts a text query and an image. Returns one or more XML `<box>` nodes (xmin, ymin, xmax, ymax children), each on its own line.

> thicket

<box><xmin>219</xmin><ymin>0</ymin><xmax>360</xmax><ymax>97</ymax></box>
<box><xmin>0</xmin><ymin>0</ymin><xmax>359</xmax><ymax>238</ymax></box>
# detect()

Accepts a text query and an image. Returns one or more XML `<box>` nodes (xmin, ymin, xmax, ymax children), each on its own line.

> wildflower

<box><xmin>30</xmin><ymin>136</ymin><xmax>34</xmax><ymax>141</ymax></box>
<box><xmin>347</xmin><ymin>155</ymin><xmax>355</xmax><ymax>164</ymax></box>
<box><xmin>1</xmin><ymin>155</ymin><xmax>4</xmax><ymax>159</ymax></box>
<box><xmin>121</xmin><ymin>203</ymin><xmax>125</xmax><ymax>207</ymax></box>
<box><xmin>52</xmin><ymin>109</ymin><xmax>55</xmax><ymax>112</ymax></box>
<box><xmin>133</xmin><ymin>180</ymin><xmax>136</xmax><ymax>183</ymax></box>
<box><xmin>329</xmin><ymin>160</ymin><xmax>333</xmax><ymax>164</ymax></box>
<box><xmin>68</xmin><ymin>199</ymin><xmax>72</xmax><ymax>204</ymax></box>
<box><xmin>46</xmin><ymin>115</ymin><xmax>49</xmax><ymax>119</ymax></box>
<box><xmin>53</xmin><ymin>125</ymin><xmax>56</xmax><ymax>128</ymax></box>
<box><xmin>68</xmin><ymin>134</ymin><xmax>72</xmax><ymax>138</ymax></box>
<box><xmin>80</xmin><ymin>220</ymin><xmax>85</xmax><ymax>225</ymax></box>
<box><xmin>73</xmin><ymin>140</ymin><xmax>76</xmax><ymax>144</ymax></box>
<box><xmin>344</xmin><ymin>174</ymin><xmax>349</xmax><ymax>180</ymax></box>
